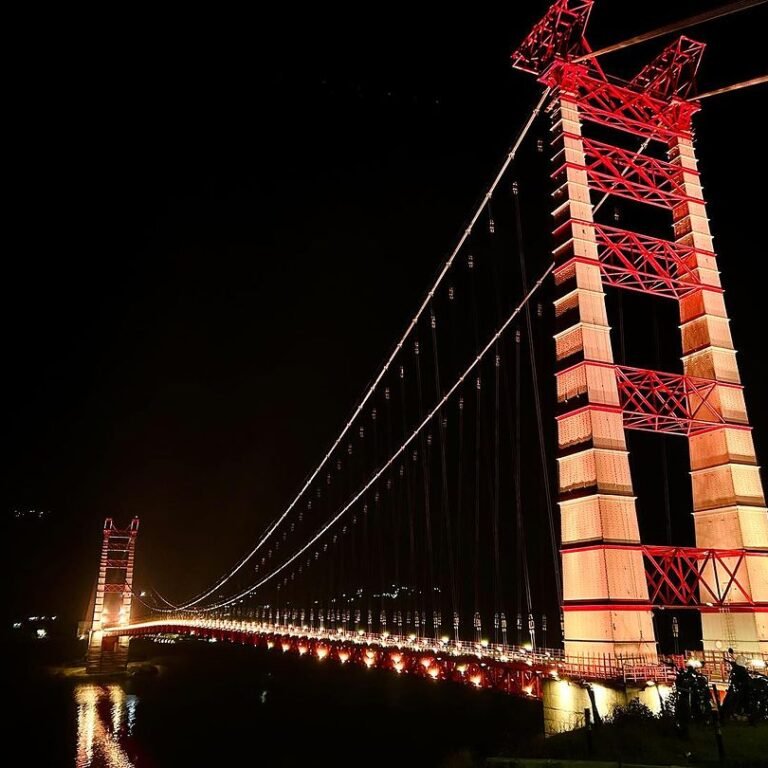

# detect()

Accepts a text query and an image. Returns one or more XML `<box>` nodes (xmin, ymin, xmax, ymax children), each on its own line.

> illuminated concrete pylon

<box><xmin>549</xmin><ymin>92</ymin><xmax>657</xmax><ymax>660</ymax></box>
<box><xmin>513</xmin><ymin>0</ymin><xmax>767</xmax><ymax>658</ymax></box>
<box><xmin>670</xmin><ymin>133</ymin><xmax>768</xmax><ymax>652</ymax></box>
<box><xmin>86</xmin><ymin>517</ymin><xmax>139</xmax><ymax>673</ymax></box>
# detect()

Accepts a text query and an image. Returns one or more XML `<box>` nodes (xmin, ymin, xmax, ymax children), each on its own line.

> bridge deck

<box><xmin>104</xmin><ymin>619</ymin><xmax>748</xmax><ymax>698</ymax></box>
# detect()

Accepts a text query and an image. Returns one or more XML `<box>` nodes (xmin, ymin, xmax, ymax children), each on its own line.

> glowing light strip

<box><xmin>160</xmin><ymin>88</ymin><xmax>552</xmax><ymax>610</ymax></box>
<box><xmin>193</xmin><ymin>261</ymin><xmax>556</xmax><ymax>611</ymax></box>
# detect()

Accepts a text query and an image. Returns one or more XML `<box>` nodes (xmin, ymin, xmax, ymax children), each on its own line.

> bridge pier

<box><xmin>541</xmin><ymin>677</ymin><xmax>671</xmax><ymax>736</ymax></box>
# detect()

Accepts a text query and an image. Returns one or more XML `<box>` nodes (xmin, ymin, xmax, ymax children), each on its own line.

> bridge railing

<box><xmin>113</xmin><ymin>618</ymin><xmax>768</xmax><ymax>686</ymax></box>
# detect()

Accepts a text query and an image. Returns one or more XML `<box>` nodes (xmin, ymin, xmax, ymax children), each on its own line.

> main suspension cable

<box><xmin>574</xmin><ymin>1</ymin><xmax>767</xmax><ymax>63</ymax></box>
<box><xmin>159</xmin><ymin>88</ymin><xmax>552</xmax><ymax>610</ymax></box>
<box><xmin>697</xmin><ymin>74</ymin><xmax>768</xmax><ymax>99</ymax></box>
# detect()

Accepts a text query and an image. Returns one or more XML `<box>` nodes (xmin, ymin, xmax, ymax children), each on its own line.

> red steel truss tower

<box><xmin>86</xmin><ymin>517</ymin><xmax>140</xmax><ymax>672</ymax></box>
<box><xmin>512</xmin><ymin>0</ymin><xmax>767</xmax><ymax>658</ymax></box>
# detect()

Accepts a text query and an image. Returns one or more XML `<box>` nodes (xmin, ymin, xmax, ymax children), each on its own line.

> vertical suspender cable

<box><xmin>492</xmin><ymin>343</ymin><xmax>502</xmax><ymax>646</ymax></box>
<box><xmin>455</xmin><ymin>393</ymin><xmax>465</xmax><ymax>642</ymax></box>
<box><xmin>514</xmin><ymin>327</ymin><xmax>522</xmax><ymax>643</ymax></box>
<box><xmin>386</xmin><ymin>388</ymin><xmax>400</xmax><ymax>593</ymax></box>
<box><xmin>400</xmin><ymin>368</ymin><xmax>417</xmax><ymax>633</ymax></box>
<box><xmin>431</xmin><ymin>307</ymin><xmax>457</xmax><ymax>639</ymax></box>
<box><xmin>415</xmin><ymin>347</ymin><xmax>435</xmax><ymax>637</ymax></box>
<box><xmin>514</xmin><ymin>326</ymin><xmax>534</xmax><ymax>633</ymax></box>
<box><xmin>474</xmin><ymin>372</ymin><xmax>482</xmax><ymax>642</ymax></box>
<box><xmin>512</xmin><ymin>181</ymin><xmax>562</xmax><ymax>606</ymax></box>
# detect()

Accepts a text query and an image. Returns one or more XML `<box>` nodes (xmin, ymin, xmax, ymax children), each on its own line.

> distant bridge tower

<box><xmin>512</xmin><ymin>0</ymin><xmax>767</xmax><ymax>659</ymax></box>
<box><xmin>86</xmin><ymin>517</ymin><xmax>140</xmax><ymax>673</ymax></box>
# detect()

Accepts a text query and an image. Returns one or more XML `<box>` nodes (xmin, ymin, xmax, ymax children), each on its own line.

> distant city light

<box><xmin>12</xmin><ymin>622</ymin><xmax>21</xmax><ymax>630</ymax></box>
<box><xmin>36</xmin><ymin>628</ymin><xmax>47</xmax><ymax>639</ymax></box>
<box><xmin>13</xmin><ymin>509</ymin><xmax>50</xmax><ymax>519</ymax></box>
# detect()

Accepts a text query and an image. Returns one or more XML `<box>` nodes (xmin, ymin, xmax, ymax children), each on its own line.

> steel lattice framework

<box><xmin>556</xmin><ymin>134</ymin><xmax>699</xmax><ymax>209</ymax></box>
<box><xmin>511</xmin><ymin>0</ymin><xmax>594</xmax><ymax>77</ymax></box>
<box><xmin>582</xmin><ymin>221</ymin><xmax>709</xmax><ymax>299</ymax></box>
<box><xmin>555</xmin><ymin>220</ymin><xmax>715</xmax><ymax>299</ymax></box>
<box><xmin>642</xmin><ymin>546</ymin><xmax>766</xmax><ymax>609</ymax></box>
<box><xmin>554</xmin><ymin>64</ymin><xmax>699</xmax><ymax>140</ymax></box>
<box><xmin>514</xmin><ymin>0</ymin><xmax>768</xmax><ymax>658</ymax></box>
<box><xmin>615</xmin><ymin>365</ymin><xmax>735</xmax><ymax>436</ymax></box>
<box><xmin>630</xmin><ymin>37</ymin><xmax>706</xmax><ymax>101</ymax></box>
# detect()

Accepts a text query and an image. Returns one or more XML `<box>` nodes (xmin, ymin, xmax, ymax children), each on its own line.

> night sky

<box><xmin>4</xmin><ymin>2</ymin><xmax>767</xmax><ymax>627</ymax></box>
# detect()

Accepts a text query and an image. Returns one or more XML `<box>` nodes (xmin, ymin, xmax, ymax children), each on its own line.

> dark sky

<box><xmin>4</xmin><ymin>1</ymin><xmax>767</xmax><ymax>625</ymax></box>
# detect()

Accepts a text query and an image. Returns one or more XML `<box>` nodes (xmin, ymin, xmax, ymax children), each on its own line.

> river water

<box><xmin>12</xmin><ymin>638</ymin><xmax>542</xmax><ymax>767</ymax></box>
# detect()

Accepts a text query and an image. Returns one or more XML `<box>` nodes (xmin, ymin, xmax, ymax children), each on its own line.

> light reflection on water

<box><xmin>75</xmin><ymin>684</ymin><xmax>138</xmax><ymax>768</ymax></box>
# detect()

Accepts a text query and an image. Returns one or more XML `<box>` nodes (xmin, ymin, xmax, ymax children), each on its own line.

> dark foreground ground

<box><xmin>505</xmin><ymin>720</ymin><xmax>768</xmax><ymax>767</ymax></box>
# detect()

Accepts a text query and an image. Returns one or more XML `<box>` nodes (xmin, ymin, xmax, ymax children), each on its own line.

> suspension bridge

<box><xmin>81</xmin><ymin>0</ymin><xmax>768</xmax><ymax>731</ymax></box>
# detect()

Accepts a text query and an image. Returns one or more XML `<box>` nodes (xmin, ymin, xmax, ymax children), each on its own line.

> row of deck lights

<box><xmin>183</xmin><ymin>618</ymin><xmax>543</xmax><ymax>660</ymax></box>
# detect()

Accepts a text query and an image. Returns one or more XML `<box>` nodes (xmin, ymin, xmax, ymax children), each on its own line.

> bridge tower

<box><xmin>512</xmin><ymin>0</ymin><xmax>767</xmax><ymax>659</ymax></box>
<box><xmin>86</xmin><ymin>517</ymin><xmax>140</xmax><ymax>673</ymax></box>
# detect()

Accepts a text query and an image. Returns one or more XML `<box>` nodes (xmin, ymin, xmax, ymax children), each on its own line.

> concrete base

<box><xmin>542</xmin><ymin>678</ymin><xmax>672</xmax><ymax>736</ymax></box>
<box><xmin>86</xmin><ymin>632</ymin><xmax>131</xmax><ymax>674</ymax></box>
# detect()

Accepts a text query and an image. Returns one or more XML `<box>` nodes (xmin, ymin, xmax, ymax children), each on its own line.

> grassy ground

<box><xmin>493</xmin><ymin>718</ymin><xmax>768</xmax><ymax>767</ymax></box>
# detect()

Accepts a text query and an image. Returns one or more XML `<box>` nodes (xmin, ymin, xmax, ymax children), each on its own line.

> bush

<box><xmin>606</xmin><ymin>698</ymin><xmax>657</xmax><ymax>726</ymax></box>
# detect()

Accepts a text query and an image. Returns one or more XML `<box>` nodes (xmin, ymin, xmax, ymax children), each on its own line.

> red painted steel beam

<box><xmin>555</xmin><ymin>134</ymin><xmax>697</xmax><ymax>209</ymax></box>
<box><xmin>551</xmin><ymin>64</ymin><xmax>699</xmax><ymax>140</ymax></box>
<box><xmin>591</xmin><ymin>222</ymin><xmax>704</xmax><ymax>298</ymax></box>
<box><xmin>643</xmin><ymin>545</ymin><xmax>761</xmax><ymax>608</ymax></box>
<box><xmin>511</xmin><ymin>0</ymin><xmax>594</xmax><ymax>76</ymax></box>
<box><xmin>556</xmin><ymin>361</ymin><xmax>745</xmax><ymax>436</ymax></box>
<box><xmin>554</xmin><ymin>219</ymin><xmax>718</xmax><ymax>299</ymax></box>
<box><xmin>103</xmin><ymin>584</ymin><xmax>132</xmax><ymax>594</ymax></box>
<box><xmin>615</xmin><ymin>364</ymin><xmax>728</xmax><ymax>435</ymax></box>
<box><xmin>630</xmin><ymin>37</ymin><xmax>706</xmax><ymax>101</ymax></box>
